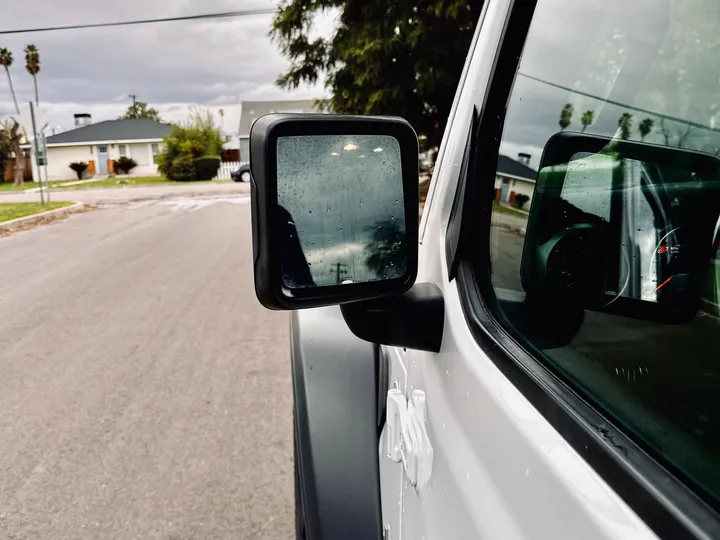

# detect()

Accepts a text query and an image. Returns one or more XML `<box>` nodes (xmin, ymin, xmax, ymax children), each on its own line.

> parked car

<box><xmin>231</xmin><ymin>163</ymin><xmax>251</xmax><ymax>183</ymax></box>
<box><xmin>250</xmin><ymin>1</ymin><xmax>720</xmax><ymax>539</ymax></box>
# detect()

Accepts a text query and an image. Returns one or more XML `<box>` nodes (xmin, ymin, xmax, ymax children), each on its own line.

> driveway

<box><xmin>0</xmin><ymin>195</ymin><xmax>293</xmax><ymax>539</ymax></box>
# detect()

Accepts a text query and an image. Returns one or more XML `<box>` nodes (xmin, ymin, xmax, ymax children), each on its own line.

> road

<box><xmin>0</xmin><ymin>195</ymin><xmax>293</xmax><ymax>539</ymax></box>
<box><xmin>0</xmin><ymin>181</ymin><xmax>250</xmax><ymax>204</ymax></box>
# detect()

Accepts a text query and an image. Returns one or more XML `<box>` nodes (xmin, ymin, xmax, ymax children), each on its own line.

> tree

<box><xmin>0</xmin><ymin>48</ymin><xmax>19</xmax><ymax>114</ymax></box>
<box><xmin>0</xmin><ymin>49</ymin><xmax>24</xmax><ymax>184</ymax></box>
<box><xmin>156</xmin><ymin>106</ymin><xmax>226</xmax><ymax>180</ymax></box>
<box><xmin>580</xmin><ymin>110</ymin><xmax>594</xmax><ymax>132</ymax></box>
<box><xmin>24</xmin><ymin>44</ymin><xmax>40</xmax><ymax>105</ymax></box>
<box><xmin>559</xmin><ymin>103</ymin><xmax>573</xmax><ymax>130</ymax></box>
<box><xmin>0</xmin><ymin>122</ymin><xmax>10</xmax><ymax>176</ymax></box>
<box><xmin>638</xmin><ymin>118</ymin><xmax>654</xmax><ymax>141</ymax></box>
<box><xmin>618</xmin><ymin>113</ymin><xmax>633</xmax><ymax>140</ymax></box>
<box><xmin>1</xmin><ymin>120</ymin><xmax>24</xmax><ymax>185</ymax></box>
<box><xmin>365</xmin><ymin>218</ymin><xmax>408</xmax><ymax>278</ymax></box>
<box><xmin>120</xmin><ymin>101</ymin><xmax>161</xmax><ymax>121</ymax></box>
<box><xmin>271</xmin><ymin>0</ymin><xmax>484</xmax><ymax>155</ymax></box>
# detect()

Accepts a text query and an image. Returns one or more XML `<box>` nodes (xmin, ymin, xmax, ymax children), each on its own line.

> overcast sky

<box><xmin>0</xmin><ymin>1</ymin><xmax>336</xmax><ymax>133</ymax></box>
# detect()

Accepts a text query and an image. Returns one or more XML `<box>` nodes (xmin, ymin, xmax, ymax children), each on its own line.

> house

<box><xmin>25</xmin><ymin>115</ymin><xmax>172</xmax><ymax>181</ymax></box>
<box><xmin>237</xmin><ymin>99</ymin><xmax>320</xmax><ymax>162</ymax></box>
<box><xmin>494</xmin><ymin>153</ymin><xmax>538</xmax><ymax>207</ymax></box>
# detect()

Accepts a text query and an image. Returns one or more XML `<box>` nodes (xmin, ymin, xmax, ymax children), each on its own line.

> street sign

<box><xmin>12</xmin><ymin>102</ymin><xmax>49</xmax><ymax>134</ymax></box>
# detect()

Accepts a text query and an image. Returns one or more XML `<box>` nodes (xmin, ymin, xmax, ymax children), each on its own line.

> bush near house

<box><xmin>69</xmin><ymin>161</ymin><xmax>88</xmax><ymax>180</ymax></box>
<box><xmin>514</xmin><ymin>193</ymin><xmax>530</xmax><ymax>210</ymax></box>
<box><xmin>115</xmin><ymin>156</ymin><xmax>138</xmax><ymax>175</ymax></box>
<box><xmin>157</xmin><ymin>107</ymin><xmax>226</xmax><ymax>181</ymax></box>
<box><xmin>193</xmin><ymin>156</ymin><xmax>221</xmax><ymax>180</ymax></box>
<box><xmin>168</xmin><ymin>155</ymin><xmax>195</xmax><ymax>181</ymax></box>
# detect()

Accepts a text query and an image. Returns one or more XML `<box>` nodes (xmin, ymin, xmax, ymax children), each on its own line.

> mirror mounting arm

<box><xmin>340</xmin><ymin>282</ymin><xmax>444</xmax><ymax>353</ymax></box>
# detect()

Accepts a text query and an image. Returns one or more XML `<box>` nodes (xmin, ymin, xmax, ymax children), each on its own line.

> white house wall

<box><xmin>44</xmin><ymin>145</ymin><xmax>95</xmax><ymax>181</ymax></box>
<box><xmin>39</xmin><ymin>142</ymin><xmax>163</xmax><ymax>181</ymax></box>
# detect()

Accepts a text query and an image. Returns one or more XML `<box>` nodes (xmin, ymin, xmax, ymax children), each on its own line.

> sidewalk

<box><xmin>0</xmin><ymin>181</ymin><xmax>250</xmax><ymax>204</ymax></box>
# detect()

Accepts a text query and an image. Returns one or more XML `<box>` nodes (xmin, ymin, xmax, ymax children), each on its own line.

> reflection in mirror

<box><xmin>276</xmin><ymin>134</ymin><xmax>406</xmax><ymax>289</ymax></box>
<box><xmin>532</xmin><ymin>149</ymin><xmax>720</xmax><ymax>310</ymax></box>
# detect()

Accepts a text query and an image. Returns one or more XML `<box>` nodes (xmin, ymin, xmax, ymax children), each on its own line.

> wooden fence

<box><xmin>214</xmin><ymin>161</ymin><xmax>248</xmax><ymax>180</ymax></box>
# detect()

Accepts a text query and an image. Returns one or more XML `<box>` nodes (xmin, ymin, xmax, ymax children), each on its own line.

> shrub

<box><xmin>115</xmin><ymin>156</ymin><xmax>138</xmax><ymax>174</ymax></box>
<box><xmin>69</xmin><ymin>161</ymin><xmax>88</xmax><ymax>180</ymax></box>
<box><xmin>168</xmin><ymin>155</ymin><xmax>195</xmax><ymax>181</ymax></box>
<box><xmin>193</xmin><ymin>156</ymin><xmax>221</xmax><ymax>180</ymax></box>
<box><xmin>514</xmin><ymin>194</ymin><xmax>530</xmax><ymax>209</ymax></box>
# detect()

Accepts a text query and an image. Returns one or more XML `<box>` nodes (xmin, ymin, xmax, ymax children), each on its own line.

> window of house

<box><xmin>151</xmin><ymin>143</ymin><xmax>160</xmax><ymax>164</ymax></box>
<box><xmin>119</xmin><ymin>144</ymin><xmax>129</xmax><ymax>157</ymax></box>
<box><xmin>482</xmin><ymin>0</ymin><xmax>720</xmax><ymax>508</ymax></box>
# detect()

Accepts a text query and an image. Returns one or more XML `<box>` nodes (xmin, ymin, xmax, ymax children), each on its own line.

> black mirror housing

<box><xmin>250</xmin><ymin>113</ymin><xmax>420</xmax><ymax>310</ymax></box>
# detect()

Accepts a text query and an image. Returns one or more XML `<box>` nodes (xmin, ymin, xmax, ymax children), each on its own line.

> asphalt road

<box><xmin>0</xmin><ymin>195</ymin><xmax>293</xmax><ymax>539</ymax></box>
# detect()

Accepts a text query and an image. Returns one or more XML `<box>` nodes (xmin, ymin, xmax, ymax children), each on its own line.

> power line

<box><xmin>518</xmin><ymin>72</ymin><xmax>719</xmax><ymax>133</ymax></box>
<box><xmin>0</xmin><ymin>8</ymin><xmax>278</xmax><ymax>35</ymax></box>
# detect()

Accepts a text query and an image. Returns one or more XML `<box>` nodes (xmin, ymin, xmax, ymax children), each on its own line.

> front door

<box><xmin>500</xmin><ymin>178</ymin><xmax>510</xmax><ymax>202</ymax></box>
<box><xmin>97</xmin><ymin>145</ymin><xmax>108</xmax><ymax>174</ymax></box>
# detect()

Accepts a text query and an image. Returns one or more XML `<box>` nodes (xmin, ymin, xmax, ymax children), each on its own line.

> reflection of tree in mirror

<box><xmin>559</xmin><ymin>103</ymin><xmax>574</xmax><ymax>131</ymax></box>
<box><xmin>580</xmin><ymin>110</ymin><xmax>594</xmax><ymax>133</ymax></box>
<box><xmin>638</xmin><ymin>118</ymin><xmax>654</xmax><ymax>141</ymax></box>
<box><xmin>365</xmin><ymin>219</ymin><xmax>407</xmax><ymax>279</ymax></box>
<box><xmin>618</xmin><ymin>113</ymin><xmax>633</xmax><ymax>140</ymax></box>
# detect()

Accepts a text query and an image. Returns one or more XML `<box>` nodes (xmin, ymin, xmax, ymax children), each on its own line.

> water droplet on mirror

<box><xmin>338</xmin><ymin>227</ymin><xmax>343</xmax><ymax>232</ymax></box>
<box><xmin>360</xmin><ymin>201</ymin><xmax>364</xmax><ymax>206</ymax></box>
<box><xmin>287</xmin><ymin>220</ymin><xmax>294</xmax><ymax>225</ymax></box>
<box><xmin>394</xmin><ymin>199</ymin><xmax>399</xmax><ymax>206</ymax></box>
<box><xmin>309</xmin><ymin>210</ymin><xmax>312</xmax><ymax>214</ymax></box>
<box><xmin>326</xmin><ymin>207</ymin><xmax>331</xmax><ymax>212</ymax></box>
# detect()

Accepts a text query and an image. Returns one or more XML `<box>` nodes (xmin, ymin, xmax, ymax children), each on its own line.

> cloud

<box><xmin>0</xmin><ymin>0</ymin><xmax>335</xmax><ymax>131</ymax></box>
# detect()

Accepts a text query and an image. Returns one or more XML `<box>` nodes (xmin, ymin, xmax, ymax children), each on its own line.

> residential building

<box><xmin>238</xmin><ymin>99</ymin><xmax>320</xmax><ymax>162</ymax></box>
<box><xmin>494</xmin><ymin>153</ymin><xmax>538</xmax><ymax>207</ymax></box>
<box><xmin>25</xmin><ymin>115</ymin><xmax>172</xmax><ymax>181</ymax></box>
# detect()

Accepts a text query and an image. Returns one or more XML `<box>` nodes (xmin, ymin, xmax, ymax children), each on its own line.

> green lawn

<box><xmin>492</xmin><ymin>203</ymin><xmax>529</xmax><ymax>219</ymax></box>
<box><xmin>52</xmin><ymin>176</ymin><xmax>231</xmax><ymax>189</ymax></box>
<box><xmin>0</xmin><ymin>201</ymin><xmax>75</xmax><ymax>223</ymax></box>
<box><xmin>0</xmin><ymin>181</ymin><xmax>43</xmax><ymax>192</ymax></box>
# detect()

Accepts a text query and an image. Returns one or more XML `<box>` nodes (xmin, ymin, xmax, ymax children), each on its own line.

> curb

<box><xmin>0</xmin><ymin>202</ymin><xmax>84</xmax><ymax>231</ymax></box>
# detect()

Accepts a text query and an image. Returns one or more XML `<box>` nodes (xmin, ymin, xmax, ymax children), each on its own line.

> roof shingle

<box><xmin>45</xmin><ymin>118</ymin><xmax>172</xmax><ymax>145</ymax></box>
<box><xmin>496</xmin><ymin>154</ymin><xmax>537</xmax><ymax>181</ymax></box>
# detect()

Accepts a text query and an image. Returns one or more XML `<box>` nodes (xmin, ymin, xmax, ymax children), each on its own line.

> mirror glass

<box><xmin>276</xmin><ymin>134</ymin><xmax>406</xmax><ymax>289</ymax></box>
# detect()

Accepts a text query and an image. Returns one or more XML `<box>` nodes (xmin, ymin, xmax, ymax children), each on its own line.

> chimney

<box><xmin>517</xmin><ymin>152</ymin><xmax>531</xmax><ymax>166</ymax></box>
<box><xmin>74</xmin><ymin>113</ymin><xmax>92</xmax><ymax>128</ymax></box>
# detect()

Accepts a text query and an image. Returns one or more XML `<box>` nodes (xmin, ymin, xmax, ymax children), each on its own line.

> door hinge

<box><xmin>386</xmin><ymin>388</ymin><xmax>434</xmax><ymax>489</ymax></box>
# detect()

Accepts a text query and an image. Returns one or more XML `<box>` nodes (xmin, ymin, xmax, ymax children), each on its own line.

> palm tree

<box><xmin>618</xmin><ymin>113</ymin><xmax>633</xmax><ymax>140</ymax></box>
<box><xmin>559</xmin><ymin>103</ymin><xmax>574</xmax><ymax>131</ymax></box>
<box><xmin>638</xmin><ymin>118</ymin><xmax>654</xmax><ymax>141</ymax></box>
<box><xmin>24</xmin><ymin>44</ymin><xmax>40</xmax><ymax>105</ymax></box>
<box><xmin>0</xmin><ymin>48</ymin><xmax>19</xmax><ymax>114</ymax></box>
<box><xmin>580</xmin><ymin>110</ymin><xmax>594</xmax><ymax>132</ymax></box>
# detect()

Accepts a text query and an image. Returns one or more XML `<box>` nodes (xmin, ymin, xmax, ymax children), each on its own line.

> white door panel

<box><xmin>379</xmin><ymin>346</ymin><xmax>409</xmax><ymax>540</ymax></box>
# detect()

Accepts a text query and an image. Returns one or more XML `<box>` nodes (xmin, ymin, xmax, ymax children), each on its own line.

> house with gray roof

<box><xmin>25</xmin><ymin>115</ymin><xmax>172</xmax><ymax>181</ymax></box>
<box><xmin>494</xmin><ymin>153</ymin><xmax>538</xmax><ymax>208</ymax></box>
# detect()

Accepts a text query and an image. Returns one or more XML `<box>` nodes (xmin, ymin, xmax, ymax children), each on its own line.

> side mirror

<box><xmin>250</xmin><ymin>114</ymin><xmax>419</xmax><ymax>310</ymax></box>
<box><xmin>521</xmin><ymin>132</ymin><xmax>720</xmax><ymax>323</ymax></box>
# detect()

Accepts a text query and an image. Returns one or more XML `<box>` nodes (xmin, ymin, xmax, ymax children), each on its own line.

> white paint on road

<box><xmin>160</xmin><ymin>196</ymin><xmax>250</xmax><ymax>213</ymax></box>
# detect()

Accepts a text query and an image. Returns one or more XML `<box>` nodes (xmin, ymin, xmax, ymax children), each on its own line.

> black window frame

<box><xmin>448</xmin><ymin>0</ymin><xmax>720</xmax><ymax>538</ymax></box>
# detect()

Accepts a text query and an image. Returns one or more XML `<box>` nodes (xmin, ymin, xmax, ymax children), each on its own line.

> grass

<box><xmin>492</xmin><ymin>203</ymin><xmax>529</xmax><ymax>219</ymax></box>
<box><xmin>51</xmin><ymin>176</ymin><xmax>231</xmax><ymax>189</ymax></box>
<box><xmin>0</xmin><ymin>181</ymin><xmax>42</xmax><ymax>192</ymax></box>
<box><xmin>0</xmin><ymin>201</ymin><xmax>74</xmax><ymax>223</ymax></box>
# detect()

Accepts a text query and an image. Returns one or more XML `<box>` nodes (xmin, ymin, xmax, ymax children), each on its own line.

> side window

<box><xmin>151</xmin><ymin>143</ymin><xmax>161</xmax><ymax>164</ymax></box>
<box><xmin>489</xmin><ymin>0</ymin><xmax>720</xmax><ymax>506</ymax></box>
<box><xmin>118</xmin><ymin>144</ymin><xmax>129</xmax><ymax>157</ymax></box>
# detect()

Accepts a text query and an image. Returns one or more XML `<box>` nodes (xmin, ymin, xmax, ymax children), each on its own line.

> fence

<box><xmin>214</xmin><ymin>161</ymin><xmax>248</xmax><ymax>181</ymax></box>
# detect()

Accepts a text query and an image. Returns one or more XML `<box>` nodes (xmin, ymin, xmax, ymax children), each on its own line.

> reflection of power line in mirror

<box><xmin>330</xmin><ymin>263</ymin><xmax>349</xmax><ymax>285</ymax></box>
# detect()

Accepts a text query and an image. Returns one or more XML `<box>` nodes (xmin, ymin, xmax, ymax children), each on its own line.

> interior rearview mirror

<box><xmin>521</xmin><ymin>132</ymin><xmax>720</xmax><ymax>323</ymax></box>
<box><xmin>250</xmin><ymin>114</ymin><xmax>419</xmax><ymax>310</ymax></box>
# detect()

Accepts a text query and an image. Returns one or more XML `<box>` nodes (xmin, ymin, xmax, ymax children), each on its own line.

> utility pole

<box><xmin>129</xmin><ymin>94</ymin><xmax>137</xmax><ymax>107</ymax></box>
<box><xmin>330</xmin><ymin>263</ymin><xmax>349</xmax><ymax>284</ymax></box>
